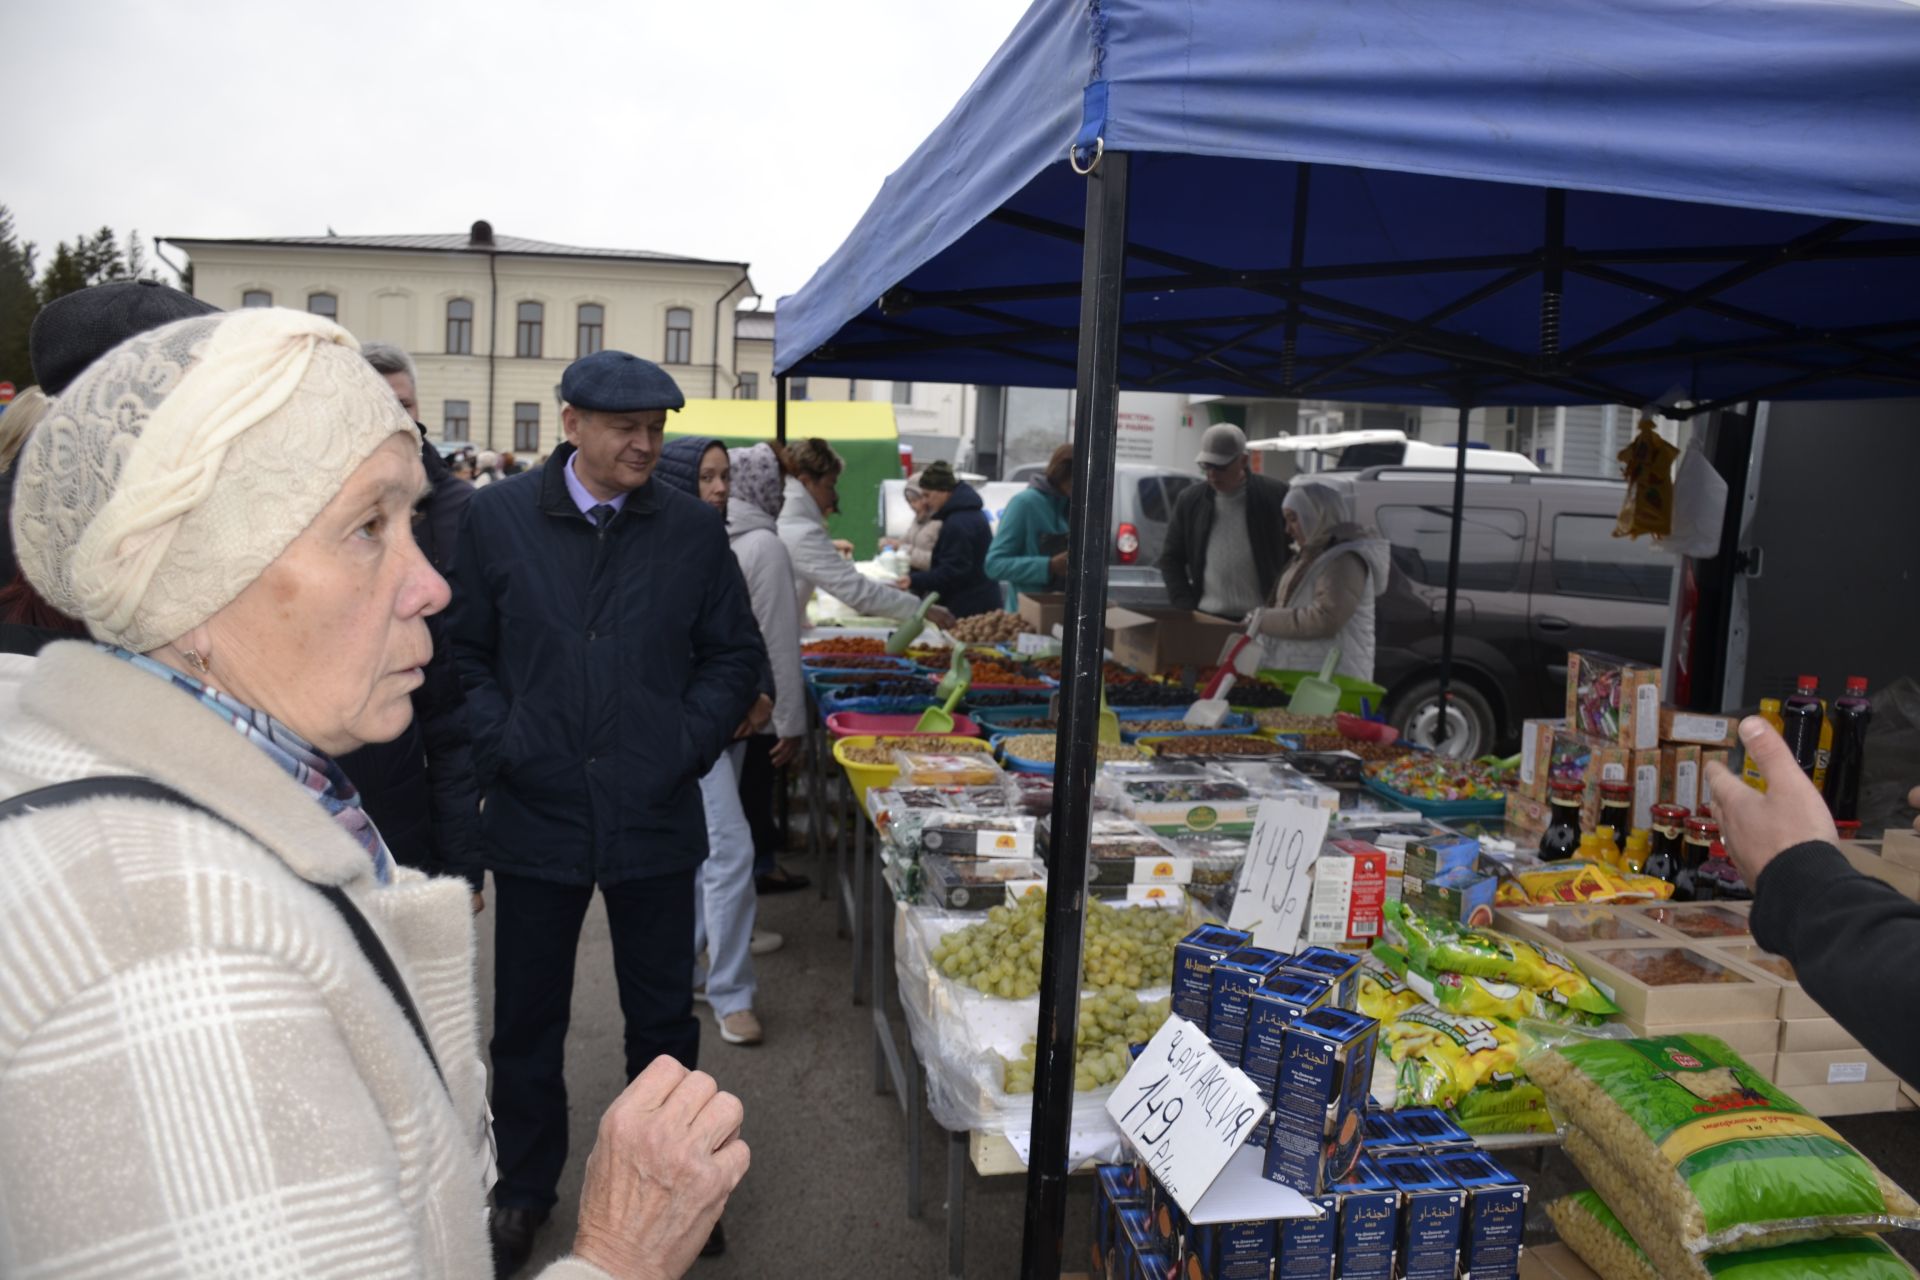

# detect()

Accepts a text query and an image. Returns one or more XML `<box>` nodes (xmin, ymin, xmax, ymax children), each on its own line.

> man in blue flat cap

<box><xmin>448</xmin><ymin>350</ymin><xmax>768</xmax><ymax>1273</ymax></box>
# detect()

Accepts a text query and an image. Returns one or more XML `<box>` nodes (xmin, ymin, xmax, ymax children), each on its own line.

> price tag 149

<box><xmin>1103</xmin><ymin>1014</ymin><xmax>1267</xmax><ymax>1214</ymax></box>
<box><xmin>1227</xmin><ymin>796</ymin><xmax>1329</xmax><ymax>952</ymax></box>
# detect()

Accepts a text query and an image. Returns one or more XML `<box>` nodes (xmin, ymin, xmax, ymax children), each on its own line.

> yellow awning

<box><xmin>665</xmin><ymin>399</ymin><xmax>898</xmax><ymax>441</ymax></box>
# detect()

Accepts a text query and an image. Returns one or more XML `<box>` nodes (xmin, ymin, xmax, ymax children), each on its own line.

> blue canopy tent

<box><xmin>774</xmin><ymin>1</ymin><xmax>1920</xmax><ymax>1270</ymax></box>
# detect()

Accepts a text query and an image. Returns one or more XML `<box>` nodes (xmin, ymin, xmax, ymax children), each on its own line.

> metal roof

<box><xmin>735</xmin><ymin>311</ymin><xmax>776</xmax><ymax>341</ymax></box>
<box><xmin>160</xmin><ymin>231</ymin><xmax>747</xmax><ymax>269</ymax></box>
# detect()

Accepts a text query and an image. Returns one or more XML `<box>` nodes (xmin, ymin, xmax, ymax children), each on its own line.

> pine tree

<box><xmin>0</xmin><ymin>206</ymin><xmax>38</xmax><ymax>387</ymax></box>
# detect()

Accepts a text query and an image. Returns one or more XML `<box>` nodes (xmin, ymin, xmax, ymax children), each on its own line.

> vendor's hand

<box><xmin>735</xmin><ymin>694</ymin><xmax>774</xmax><ymax>740</ymax></box>
<box><xmin>832</xmin><ymin>538</ymin><xmax>856</xmax><ymax>559</ymax></box>
<box><xmin>1706</xmin><ymin>717</ymin><xmax>1839</xmax><ymax>890</ymax></box>
<box><xmin>927</xmin><ymin>605</ymin><xmax>956</xmax><ymax>629</ymax></box>
<box><xmin>770</xmin><ymin>735</ymin><xmax>805</xmax><ymax>769</ymax></box>
<box><xmin>894</xmin><ymin>576</ymin><xmax>912</xmax><ymax>590</ymax></box>
<box><xmin>471</xmin><ymin>892</ymin><xmax>486</xmax><ymax>916</ymax></box>
<box><xmin>1048</xmin><ymin>551</ymin><xmax>1071</xmax><ymax>579</ymax></box>
<box><xmin>572</xmin><ymin>1057</ymin><xmax>749</xmax><ymax>1280</ymax></box>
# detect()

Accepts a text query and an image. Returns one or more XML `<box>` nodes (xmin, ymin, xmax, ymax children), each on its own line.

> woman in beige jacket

<box><xmin>0</xmin><ymin>307</ymin><xmax>746</xmax><ymax>1279</ymax></box>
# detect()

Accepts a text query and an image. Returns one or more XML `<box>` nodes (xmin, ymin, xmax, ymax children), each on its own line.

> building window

<box><xmin>443</xmin><ymin>400</ymin><xmax>470</xmax><ymax>442</ymax></box>
<box><xmin>736</xmin><ymin>372</ymin><xmax>759</xmax><ymax>400</ymax></box>
<box><xmin>516</xmin><ymin>302</ymin><xmax>544</xmax><ymax>358</ymax></box>
<box><xmin>513</xmin><ymin>402</ymin><xmax>539</xmax><ymax>453</ymax></box>
<box><xmin>577</xmin><ymin>303</ymin><xmax>604</xmax><ymax>358</ymax></box>
<box><xmin>664</xmin><ymin>307</ymin><xmax>692</xmax><ymax>364</ymax></box>
<box><xmin>790</xmin><ymin>377</ymin><xmax>809</xmax><ymax>402</ymax></box>
<box><xmin>891</xmin><ymin>381</ymin><xmax>913</xmax><ymax>405</ymax></box>
<box><xmin>446</xmin><ymin>298</ymin><xmax>473</xmax><ymax>354</ymax></box>
<box><xmin>242</xmin><ymin>289</ymin><xmax>272</xmax><ymax>308</ymax></box>
<box><xmin>307</xmin><ymin>292</ymin><xmax>338</xmax><ymax>321</ymax></box>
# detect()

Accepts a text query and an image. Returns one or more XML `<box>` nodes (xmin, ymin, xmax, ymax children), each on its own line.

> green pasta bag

<box><xmin>1548</xmin><ymin>1190</ymin><xmax>1918</xmax><ymax>1280</ymax></box>
<box><xmin>1383</xmin><ymin>899</ymin><xmax>1618</xmax><ymax>1016</ymax></box>
<box><xmin>1529</xmin><ymin>1034</ymin><xmax>1920</xmax><ymax>1257</ymax></box>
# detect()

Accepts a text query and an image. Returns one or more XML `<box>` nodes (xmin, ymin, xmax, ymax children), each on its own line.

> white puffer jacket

<box><xmin>1255</xmin><ymin>523</ymin><xmax>1392</xmax><ymax>683</ymax></box>
<box><xmin>730</xmin><ymin>497</ymin><xmax>809</xmax><ymax>740</ymax></box>
<box><xmin>777</xmin><ymin>477</ymin><xmax>920</xmax><ymax>622</ymax></box>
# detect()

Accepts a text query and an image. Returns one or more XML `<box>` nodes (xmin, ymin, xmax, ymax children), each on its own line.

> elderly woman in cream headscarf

<box><xmin>0</xmin><ymin>309</ymin><xmax>746</xmax><ymax>1279</ymax></box>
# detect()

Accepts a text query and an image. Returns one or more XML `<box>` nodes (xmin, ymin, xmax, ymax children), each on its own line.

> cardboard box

<box><xmin>1241</xmin><ymin>974</ymin><xmax>1334</xmax><ymax>1107</ymax></box>
<box><xmin>1661</xmin><ymin>744</ymin><xmax>1703</xmax><ymax>814</ymax></box>
<box><xmin>1419</xmin><ymin>868</ymin><xmax>1498</xmax><ymax>928</ymax></box>
<box><xmin>1105</xmin><ymin>606</ymin><xmax>1243</xmax><ymax>676</ymax></box>
<box><xmin>1546</xmin><ymin>732</ymin><xmax>1663</xmax><ymax>830</ymax></box>
<box><xmin>1780</xmin><ymin>1079</ymin><xmax>1902</xmax><ymax>1118</ymax></box>
<box><xmin>1266</xmin><ymin>1008</ymin><xmax>1380</xmax><ymax>1195</ymax></box>
<box><xmin>1330</xmin><ymin>1158</ymin><xmax>1400</xmax><ymax>1280</ymax></box>
<box><xmin>1282</xmin><ymin>947</ymin><xmax>1363</xmax><ymax>1011</ymax></box>
<box><xmin>1778</xmin><ymin>1016</ymin><xmax>1862</xmax><ymax>1054</ymax></box>
<box><xmin>1429</xmin><ymin>1149</ymin><xmax>1527</xmax><ymax>1280</ymax></box>
<box><xmin>1379</xmin><ymin>1155</ymin><xmax>1463</xmax><ymax>1280</ymax></box>
<box><xmin>1184</xmin><ymin>1217</ymin><xmax>1278</xmax><ymax>1280</ymax></box>
<box><xmin>1882</xmin><ymin>826</ymin><xmax>1920</xmax><ymax>873</ymax></box>
<box><xmin>1276</xmin><ymin>1194</ymin><xmax>1340</xmax><ymax>1280</ymax></box>
<box><xmin>1695</xmin><ymin>940</ymin><xmax>1819</xmax><ymax>1018</ymax></box>
<box><xmin>1614</xmin><ymin>1014</ymin><xmax>1779</xmax><ymax>1057</ymax></box>
<box><xmin>1173</xmin><ymin>924</ymin><xmax>1252</xmax><ymax>1027</ymax></box>
<box><xmin>1307</xmin><ymin>842</ymin><xmax>1389</xmax><ymax>948</ymax></box>
<box><xmin>1570</xmin><ymin>942</ymin><xmax>1780</xmax><ymax>1024</ymax></box>
<box><xmin>1566</xmin><ymin>651</ymin><xmax>1662</xmax><ymax>750</ymax></box>
<box><xmin>1493</xmin><ymin>904</ymin><xmax>1669</xmax><ymax>950</ymax></box>
<box><xmin>1516</xmin><ymin>718</ymin><xmax>1563</xmax><ymax>800</ymax></box>
<box><xmin>1403</xmin><ymin>833</ymin><xmax>1480</xmax><ymax>900</ymax></box>
<box><xmin>1658</xmin><ymin>707</ymin><xmax>1742</xmax><ymax>748</ymax></box>
<box><xmin>1208</xmin><ymin>947</ymin><xmax>1291</xmax><ymax>1061</ymax></box>
<box><xmin>1503</xmin><ymin>791</ymin><xmax>1552</xmax><ymax>839</ymax></box>
<box><xmin>1772</xmin><ymin>1047</ymin><xmax>1892</xmax><ymax>1087</ymax></box>
<box><xmin>1016</xmin><ymin>592</ymin><xmax>1069</xmax><ymax>638</ymax></box>
<box><xmin>1835</xmin><ymin>840</ymin><xmax>1920</xmax><ymax>900</ymax></box>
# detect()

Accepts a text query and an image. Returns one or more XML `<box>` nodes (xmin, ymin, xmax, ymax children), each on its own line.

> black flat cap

<box><xmin>561</xmin><ymin>349</ymin><xmax>685</xmax><ymax>414</ymax></box>
<box><xmin>30</xmin><ymin>279</ymin><xmax>221</xmax><ymax>395</ymax></box>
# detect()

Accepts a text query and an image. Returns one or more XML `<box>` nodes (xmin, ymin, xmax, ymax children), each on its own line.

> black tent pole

<box><xmin>1019</xmin><ymin>147</ymin><xmax>1129</xmax><ymax>1280</ymax></box>
<box><xmin>1434</xmin><ymin>398</ymin><xmax>1472</xmax><ymax>752</ymax></box>
<box><xmin>776</xmin><ymin>374</ymin><xmax>788</xmax><ymax>445</ymax></box>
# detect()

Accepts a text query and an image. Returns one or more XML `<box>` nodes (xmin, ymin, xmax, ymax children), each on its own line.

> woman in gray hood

<box><xmin>1248</xmin><ymin>482</ymin><xmax>1391</xmax><ymax>682</ymax></box>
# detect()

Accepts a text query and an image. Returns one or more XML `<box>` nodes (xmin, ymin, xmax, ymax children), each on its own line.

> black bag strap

<box><xmin>0</xmin><ymin>775</ymin><xmax>447</xmax><ymax>1092</ymax></box>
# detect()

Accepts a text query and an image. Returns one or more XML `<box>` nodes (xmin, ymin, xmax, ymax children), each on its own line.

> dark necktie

<box><xmin>589</xmin><ymin>503</ymin><xmax>614</xmax><ymax>529</ymax></box>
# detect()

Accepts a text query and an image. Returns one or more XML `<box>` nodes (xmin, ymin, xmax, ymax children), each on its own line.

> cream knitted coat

<box><xmin>0</xmin><ymin>644</ymin><xmax>610</xmax><ymax>1280</ymax></box>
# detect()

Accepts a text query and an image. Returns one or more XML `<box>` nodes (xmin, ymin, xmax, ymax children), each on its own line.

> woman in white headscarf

<box><xmin>1247</xmin><ymin>482</ymin><xmax>1391</xmax><ymax>682</ymax></box>
<box><xmin>0</xmin><ymin>308</ymin><xmax>746</xmax><ymax>1279</ymax></box>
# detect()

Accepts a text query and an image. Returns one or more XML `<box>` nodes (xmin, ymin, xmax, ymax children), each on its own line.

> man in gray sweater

<box><xmin>1158</xmin><ymin>424</ymin><xmax>1291</xmax><ymax>616</ymax></box>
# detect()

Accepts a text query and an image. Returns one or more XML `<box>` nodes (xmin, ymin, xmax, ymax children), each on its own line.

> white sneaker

<box><xmin>718</xmin><ymin>1009</ymin><xmax>764</xmax><ymax>1045</ymax></box>
<box><xmin>750</xmin><ymin>930</ymin><xmax>784</xmax><ymax>956</ymax></box>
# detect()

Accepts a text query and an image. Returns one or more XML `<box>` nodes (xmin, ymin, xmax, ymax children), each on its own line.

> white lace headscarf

<box><xmin>1282</xmin><ymin>482</ymin><xmax>1353</xmax><ymax>547</ymax></box>
<box><xmin>10</xmin><ymin>308</ymin><xmax>415</xmax><ymax>651</ymax></box>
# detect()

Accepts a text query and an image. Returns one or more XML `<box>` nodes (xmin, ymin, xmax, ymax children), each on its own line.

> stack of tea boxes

<box><xmin>1493</xmin><ymin>898</ymin><xmax>1900</xmax><ymax>1117</ymax></box>
<box><xmin>1504</xmin><ymin>650</ymin><xmax>1737</xmax><ymax>839</ymax></box>
<box><xmin>1090</xmin><ymin>923</ymin><xmax>1530</xmax><ymax>1279</ymax></box>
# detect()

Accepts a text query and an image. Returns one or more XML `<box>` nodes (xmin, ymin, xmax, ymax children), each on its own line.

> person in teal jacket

<box><xmin>985</xmin><ymin>444</ymin><xmax>1074</xmax><ymax>606</ymax></box>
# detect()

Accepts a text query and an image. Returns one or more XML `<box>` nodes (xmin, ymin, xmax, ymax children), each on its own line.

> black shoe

<box><xmin>756</xmin><ymin>866</ymin><xmax>811</xmax><ymax>894</ymax></box>
<box><xmin>702</xmin><ymin>1219</ymin><xmax>727</xmax><ymax>1257</ymax></box>
<box><xmin>489</xmin><ymin>1205</ymin><xmax>550</xmax><ymax>1278</ymax></box>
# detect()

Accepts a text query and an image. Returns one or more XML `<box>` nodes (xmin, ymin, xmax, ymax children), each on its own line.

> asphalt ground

<box><xmin>477</xmin><ymin>837</ymin><xmax>1920</xmax><ymax>1278</ymax></box>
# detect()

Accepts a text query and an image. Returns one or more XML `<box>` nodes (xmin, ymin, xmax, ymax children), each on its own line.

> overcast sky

<box><xmin>10</xmin><ymin>0</ymin><xmax>1033</xmax><ymax>306</ymax></box>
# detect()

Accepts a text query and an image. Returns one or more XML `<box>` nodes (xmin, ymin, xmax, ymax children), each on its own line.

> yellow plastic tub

<box><xmin>832</xmin><ymin>734</ymin><xmax>995</xmax><ymax>806</ymax></box>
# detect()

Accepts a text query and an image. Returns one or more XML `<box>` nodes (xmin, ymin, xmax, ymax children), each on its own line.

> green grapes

<box><xmin>998</xmin><ymin>989</ymin><xmax>1172</xmax><ymax>1094</ymax></box>
<box><xmin>928</xmin><ymin>893</ymin><xmax>1186</xmax><ymax>1000</ymax></box>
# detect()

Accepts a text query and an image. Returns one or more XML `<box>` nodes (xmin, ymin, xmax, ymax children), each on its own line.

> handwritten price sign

<box><xmin>1104</xmin><ymin>1014</ymin><xmax>1267</xmax><ymax>1212</ymax></box>
<box><xmin>1227</xmin><ymin>797</ymin><xmax>1329</xmax><ymax>952</ymax></box>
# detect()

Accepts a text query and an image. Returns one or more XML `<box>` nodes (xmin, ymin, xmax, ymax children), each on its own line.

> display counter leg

<box><xmin>948</xmin><ymin>1128</ymin><xmax>967</xmax><ymax>1280</ymax></box>
<box><xmin>851</xmin><ymin>811</ymin><xmax>869</xmax><ymax>1006</ymax></box>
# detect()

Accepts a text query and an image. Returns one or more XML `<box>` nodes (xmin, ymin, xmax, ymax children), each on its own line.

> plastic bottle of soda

<box><xmin>1779</xmin><ymin>677</ymin><xmax>1825</xmax><ymax>781</ymax></box>
<box><xmin>1822</xmin><ymin>677</ymin><xmax>1873</xmax><ymax>822</ymax></box>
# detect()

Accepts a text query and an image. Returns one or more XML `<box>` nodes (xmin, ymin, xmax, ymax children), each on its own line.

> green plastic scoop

<box><xmin>1098</xmin><ymin>685</ymin><xmax>1121</xmax><ymax>745</ymax></box>
<box><xmin>916</xmin><ymin>649</ymin><xmax>971</xmax><ymax>733</ymax></box>
<box><xmin>884</xmin><ymin>591</ymin><xmax>939</xmax><ymax>656</ymax></box>
<box><xmin>1286</xmin><ymin>648</ymin><xmax>1343</xmax><ymax>717</ymax></box>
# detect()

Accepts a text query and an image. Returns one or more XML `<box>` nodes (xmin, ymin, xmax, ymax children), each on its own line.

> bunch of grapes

<box><xmin>928</xmin><ymin>894</ymin><xmax>1186</xmax><ymax>999</ymax></box>
<box><xmin>999</xmin><ymin>988</ymin><xmax>1172</xmax><ymax>1094</ymax></box>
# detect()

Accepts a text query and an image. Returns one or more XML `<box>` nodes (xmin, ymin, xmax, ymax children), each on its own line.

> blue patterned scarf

<box><xmin>106</xmin><ymin>646</ymin><xmax>395</xmax><ymax>885</ymax></box>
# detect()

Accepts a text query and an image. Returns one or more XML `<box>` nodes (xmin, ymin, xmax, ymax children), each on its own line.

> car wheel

<box><xmin>1388</xmin><ymin>678</ymin><xmax>1497</xmax><ymax>759</ymax></box>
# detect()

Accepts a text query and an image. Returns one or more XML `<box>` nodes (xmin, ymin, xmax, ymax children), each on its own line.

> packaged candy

<box><xmin>1383</xmin><ymin>901</ymin><xmax>1618</xmax><ymax>1016</ymax></box>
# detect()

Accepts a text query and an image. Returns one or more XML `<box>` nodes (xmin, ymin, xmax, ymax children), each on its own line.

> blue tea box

<box><xmin>1280</xmin><ymin>946</ymin><xmax>1361</xmax><ymax>1009</ymax></box>
<box><xmin>1380</xmin><ymin>1154</ymin><xmax>1465</xmax><ymax>1280</ymax></box>
<box><xmin>1420</xmin><ymin>865</ymin><xmax>1498</xmax><ymax>926</ymax></box>
<box><xmin>1394</xmin><ymin>1107</ymin><xmax>1473</xmax><ymax>1150</ymax></box>
<box><xmin>1183</xmin><ymin>1217</ymin><xmax>1278</xmax><ymax>1280</ymax></box>
<box><xmin>1207</xmin><ymin>947</ymin><xmax>1289</xmax><ymax>1060</ymax></box>
<box><xmin>1332</xmin><ymin>1158</ymin><xmax>1399</xmax><ymax>1280</ymax></box>
<box><xmin>1113</xmin><ymin>1204</ymin><xmax>1177</xmax><ymax>1280</ymax></box>
<box><xmin>1240</xmin><ymin>973</ymin><xmax>1334</xmax><ymax>1099</ymax></box>
<box><xmin>1145</xmin><ymin>1170</ymin><xmax>1183</xmax><ymax>1249</ymax></box>
<box><xmin>1360</xmin><ymin>1111</ymin><xmax>1408</xmax><ymax>1150</ymax></box>
<box><xmin>1433</xmin><ymin>1149</ymin><xmax>1528</xmax><ymax>1280</ymax></box>
<box><xmin>1276</xmin><ymin>1194</ymin><xmax>1339</xmax><ymax>1280</ymax></box>
<box><xmin>1092</xmin><ymin>1165</ymin><xmax>1145</xmax><ymax>1275</ymax></box>
<box><xmin>1264</xmin><ymin>1007</ymin><xmax>1380</xmax><ymax>1194</ymax></box>
<box><xmin>1107</xmin><ymin>1207</ymin><xmax>1152</xmax><ymax>1280</ymax></box>
<box><xmin>1173</xmin><ymin>924</ymin><xmax>1252</xmax><ymax>1026</ymax></box>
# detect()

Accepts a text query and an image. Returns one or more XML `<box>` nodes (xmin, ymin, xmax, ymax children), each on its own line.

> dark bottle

<box><xmin>1822</xmin><ymin>677</ymin><xmax>1873</xmax><ymax>822</ymax></box>
<box><xmin>1539</xmin><ymin>781</ymin><xmax>1584</xmax><ymax>862</ymax></box>
<box><xmin>1780</xmin><ymin>676</ymin><xmax>1825</xmax><ymax>781</ymax></box>
<box><xmin>1695</xmin><ymin>838</ymin><xmax>1750</xmax><ymax>900</ymax></box>
<box><xmin>1675</xmin><ymin>815</ymin><xmax>1719</xmax><ymax>902</ymax></box>
<box><xmin>1643</xmin><ymin>804</ymin><xmax>1688</xmax><ymax>886</ymax></box>
<box><xmin>1597</xmin><ymin>781</ymin><xmax>1634</xmax><ymax>846</ymax></box>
